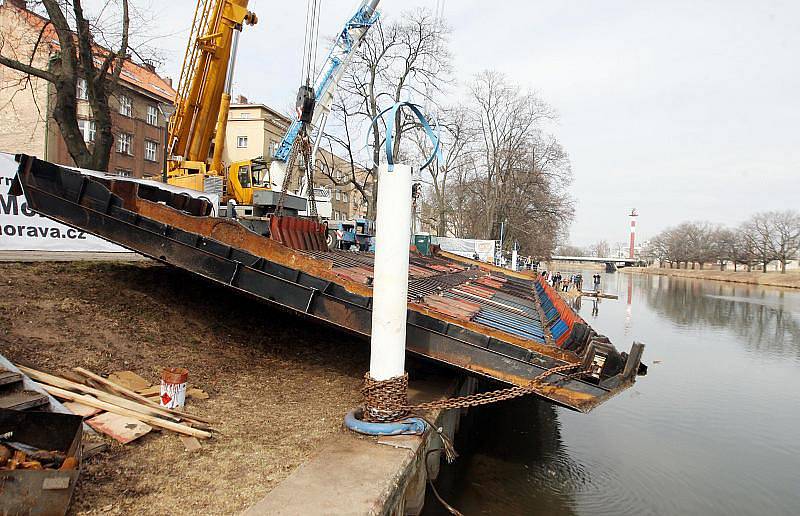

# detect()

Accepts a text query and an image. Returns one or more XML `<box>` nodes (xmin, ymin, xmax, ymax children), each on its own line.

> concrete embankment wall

<box><xmin>622</xmin><ymin>267</ymin><xmax>800</xmax><ymax>290</ymax></box>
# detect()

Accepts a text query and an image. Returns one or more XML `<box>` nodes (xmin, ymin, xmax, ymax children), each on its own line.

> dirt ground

<box><xmin>0</xmin><ymin>260</ymin><xmax>371</xmax><ymax>515</ymax></box>
<box><xmin>622</xmin><ymin>266</ymin><xmax>800</xmax><ymax>289</ymax></box>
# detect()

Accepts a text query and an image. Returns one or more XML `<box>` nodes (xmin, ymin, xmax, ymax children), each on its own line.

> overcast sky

<box><xmin>146</xmin><ymin>0</ymin><xmax>800</xmax><ymax>246</ymax></box>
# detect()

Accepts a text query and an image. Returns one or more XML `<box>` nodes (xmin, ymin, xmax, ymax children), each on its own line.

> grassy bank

<box><xmin>0</xmin><ymin>261</ymin><xmax>368</xmax><ymax>515</ymax></box>
<box><xmin>621</xmin><ymin>267</ymin><xmax>800</xmax><ymax>289</ymax></box>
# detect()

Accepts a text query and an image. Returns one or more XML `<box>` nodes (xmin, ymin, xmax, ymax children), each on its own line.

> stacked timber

<box><xmin>18</xmin><ymin>366</ymin><xmax>213</xmax><ymax>446</ymax></box>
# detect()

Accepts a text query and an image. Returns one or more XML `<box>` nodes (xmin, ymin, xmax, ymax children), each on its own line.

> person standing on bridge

<box><xmin>593</xmin><ymin>274</ymin><xmax>601</xmax><ymax>292</ymax></box>
<box><xmin>576</xmin><ymin>273</ymin><xmax>583</xmax><ymax>291</ymax></box>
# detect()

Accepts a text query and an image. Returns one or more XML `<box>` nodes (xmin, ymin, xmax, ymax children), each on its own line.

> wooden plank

<box><xmin>19</xmin><ymin>366</ymin><xmax>182</xmax><ymax>423</ymax></box>
<box><xmin>107</xmin><ymin>371</ymin><xmax>151</xmax><ymax>392</ymax></box>
<box><xmin>0</xmin><ymin>390</ymin><xmax>49</xmax><ymax>410</ymax></box>
<box><xmin>137</xmin><ymin>385</ymin><xmax>161</xmax><ymax>397</ymax></box>
<box><xmin>75</xmin><ymin>367</ymin><xmax>155</xmax><ymax>405</ymax></box>
<box><xmin>63</xmin><ymin>401</ymin><xmax>103</xmax><ymax>418</ymax></box>
<box><xmin>72</xmin><ymin>367</ymin><xmax>215</xmax><ymax>425</ymax></box>
<box><xmin>179</xmin><ymin>435</ymin><xmax>202</xmax><ymax>452</ymax></box>
<box><xmin>41</xmin><ymin>385</ymin><xmax>212</xmax><ymax>439</ymax></box>
<box><xmin>87</xmin><ymin>412</ymin><xmax>152</xmax><ymax>444</ymax></box>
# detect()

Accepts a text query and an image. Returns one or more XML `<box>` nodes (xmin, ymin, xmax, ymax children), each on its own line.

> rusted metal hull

<box><xmin>10</xmin><ymin>156</ymin><xmax>644</xmax><ymax>412</ymax></box>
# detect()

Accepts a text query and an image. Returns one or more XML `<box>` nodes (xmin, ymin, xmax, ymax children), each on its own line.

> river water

<box><xmin>424</xmin><ymin>271</ymin><xmax>800</xmax><ymax>516</ymax></box>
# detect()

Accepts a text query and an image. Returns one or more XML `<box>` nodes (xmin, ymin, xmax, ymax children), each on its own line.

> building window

<box><xmin>269</xmin><ymin>141</ymin><xmax>279</xmax><ymax>157</ymax></box>
<box><xmin>78</xmin><ymin>119</ymin><xmax>95</xmax><ymax>142</ymax></box>
<box><xmin>237</xmin><ymin>136</ymin><xmax>248</xmax><ymax>148</ymax></box>
<box><xmin>335</xmin><ymin>189</ymin><xmax>341</xmax><ymax>201</ymax></box>
<box><xmin>343</xmin><ymin>192</ymin><xmax>349</xmax><ymax>203</ymax></box>
<box><xmin>76</xmin><ymin>78</ymin><xmax>88</xmax><ymax>100</ymax></box>
<box><xmin>117</xmin><ymin>133</ymin><xmax>132</xmax><ymax>155</ymax></box>
<box><xmin>115</xmin><ymin>168</ymin><xmax>133</xmax><ymax>177</ymax></box>
<box><xmin>119</xmin><ymin>95</ymin><xmax>132</xmax><ymax>117</ymax></box>
<box><xmin>146</xmin><ymin>105</ymin><xmax>158</xmax><ymax>125</ymax></box>
<box><xmin>144</xmin><ymin>140</ymin><xmax>158</xmax><ymax>162</ymax></box>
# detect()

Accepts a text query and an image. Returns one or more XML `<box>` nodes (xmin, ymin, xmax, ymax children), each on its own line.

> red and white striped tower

<box><xmin>629</xmin><ymin>209</ymin><xmax>639</xmax><ymax>259</ymax></box>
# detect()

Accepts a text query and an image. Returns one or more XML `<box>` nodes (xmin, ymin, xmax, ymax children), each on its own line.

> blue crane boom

<box><xmin>269</xmin><ymin>0</ymin><xmax>381</xmax><ymax>191</ymax></box>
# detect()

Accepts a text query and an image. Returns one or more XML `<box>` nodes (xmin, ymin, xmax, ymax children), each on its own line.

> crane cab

<box><xmin>226</xmin><ymin>157</ymin><xmax>271</xmax><ymax>205</ymax></box>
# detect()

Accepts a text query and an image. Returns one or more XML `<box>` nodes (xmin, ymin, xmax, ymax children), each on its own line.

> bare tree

<box><xmin>409</xmin><ymin>105</ymin><xmax>474</xmax><ymax>235</ymax></box>
<box><xmin>589</xmin><ymin>240</ymin><xmax>611</xmax><ymax>258</ymax></box>
<box><xmin>767</xmin><ymin>210</ymin><xmax>800</xmax><ymax>273</ymax></box>
<box><xmin>315</xmin><ymin>94</ymin><xmax>375</xmax><ymax>209</ymax></box>
<box><xmin>338</xmin><ymin>8</ymin><xmax>452</xmax><ymax>216</ymax></box>
<box><xmin>714</xmin><ymin>227</ymin><xmax>745</xmax><ymax>271</ymax></box>
<box><xmin>460</xmin><ymin>71</ymin><xmax>572</xmax><ymax>258</ymax></box>
<box><xmin>555</xmin><ymin>245</ymin><xmax>587</xmax><ymax>257</ymax></box>
<box><xmin>741</xmin><ymin>214</ymin><xmax>778</xmax><ymax>272</ymax></box>
<box><xmin>650</xmin><ymin>211</ymin><xmax>800</xmax><ymax>274</ymax></box>
<box><xmin>0</xmin><ymin>0</ymin><xmax>134</xmax><ymax>170</ymax></box>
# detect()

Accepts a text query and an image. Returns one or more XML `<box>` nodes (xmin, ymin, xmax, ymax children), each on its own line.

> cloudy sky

<box><xmin>143</xmin><ymin>0</ymin><xmax>799</xmax><ymax>246</ymax></box>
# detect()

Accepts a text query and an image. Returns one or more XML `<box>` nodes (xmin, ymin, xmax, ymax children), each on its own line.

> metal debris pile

<box><xmin>0</xmin><ymin>437</ymin><xmax>78</xmax><ymax>471</ymax></box>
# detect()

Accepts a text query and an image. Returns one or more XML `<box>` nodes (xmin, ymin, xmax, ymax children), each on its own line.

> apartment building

<box><xmin>0</xmin><ymin>1</ymin><xmax>175</xmax><ymax>178</ymax></box>
<box><xmin>222</xmin><ymin>98</ymin><xmax>372</xmax><ymax>220</ymax></box>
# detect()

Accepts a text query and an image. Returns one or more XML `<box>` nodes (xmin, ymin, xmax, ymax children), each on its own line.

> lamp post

<box><xmin>157</xmin><ymin>103</ymin><xmax>176</xmax><ymax>183</ymax></box>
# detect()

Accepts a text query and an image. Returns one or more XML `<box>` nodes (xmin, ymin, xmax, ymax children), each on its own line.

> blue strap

<box><xmin>368</xmin><ymin>101</ymin><xmax>443</xmax><ymax>172</ymax></box>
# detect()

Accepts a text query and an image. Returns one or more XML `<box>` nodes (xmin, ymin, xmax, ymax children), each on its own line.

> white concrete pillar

<box><xmin>369</xmin><ymin>163</ymin><xmax>412</xmax><ymax>380</ymax></box>
<box><xmin>511</xmin><ymin>245</ymin><xmax>518</xmax><ymax>272</ymax></box>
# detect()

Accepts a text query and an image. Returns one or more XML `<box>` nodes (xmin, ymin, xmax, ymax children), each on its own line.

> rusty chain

<box><xmin>361</xmin><ymin>363</ymin><xmax>589</xmax><ymax>422</ymax></box>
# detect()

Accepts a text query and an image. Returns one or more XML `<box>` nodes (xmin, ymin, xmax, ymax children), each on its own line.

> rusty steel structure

<box><xmin>10</xmin><ymin>156</ymin><xmax>645</xmax><ymax>413</ymax></box>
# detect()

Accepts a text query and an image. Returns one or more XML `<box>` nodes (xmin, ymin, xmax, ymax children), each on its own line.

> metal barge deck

<box><xmin>10</xmin><ymin>155</ymin><xmax>644</xmax><ymax>412</ymax></box>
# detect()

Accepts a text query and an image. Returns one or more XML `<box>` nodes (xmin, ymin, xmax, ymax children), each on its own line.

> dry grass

<box><xmin>0</xmin><ymin>261</ymin><xmax>369</xmax><ymax>515</ymax></box>
<box><xmin>622</xmin><ymin>267</ymin><xmax>800</xmax><ymax>289</ymax></box>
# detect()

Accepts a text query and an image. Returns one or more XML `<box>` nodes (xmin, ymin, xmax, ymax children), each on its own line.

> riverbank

<box><xmin>621</xmin><ymin>267</ymin><xmax>800</xmax><ymax>289</ymax></box>
<box><xmin>0</xmin><ymin>261</ymin><xmax>367</xmax><ymax>515</ymax></box>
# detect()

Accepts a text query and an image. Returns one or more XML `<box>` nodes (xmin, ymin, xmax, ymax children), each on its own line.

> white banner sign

<box><xmin>0</xmin><ymin>153</ymin><xmax>127</xmax><ymax>252</ymax></box>
<box><xmin>434</xmin><ymin>237</ymin><xmax>497</xmax><ymax>262</ymax></box>
<box><xmin>1</xmin><ymin>153</ymin><xmax>219</xmax><ymax>252</ymax></box>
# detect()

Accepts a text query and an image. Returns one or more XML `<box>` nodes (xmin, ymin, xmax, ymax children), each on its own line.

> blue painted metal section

<box><xmin>344</xmin><ymin>409</ymin><xmax>426</xmax><ymax>436</ymax></box>
<box><xmin>273</xmin><ymin>3</ymin><xmax>381</xmax><ymax>163</ymax></box>
<box><xmin>441</xmin><ymin>289</ymin><xmax>547</xmax><ymax>343</ymax></box>
<box><xmin>434</xmin><ymin>277</ymin><xmax>577</xmax><ymax>348</ymax></box>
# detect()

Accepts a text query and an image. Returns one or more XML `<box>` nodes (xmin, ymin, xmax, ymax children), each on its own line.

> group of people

<box><xmin>540</xmin><ymin>271</ymin><xmax>602</xmax><ymax>293</ymax></box>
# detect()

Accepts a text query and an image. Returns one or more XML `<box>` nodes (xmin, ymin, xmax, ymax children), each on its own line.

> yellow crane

<box><xmin>166</xmin><ymin>0</ymin><xmax>257</xmax><ymax>194</ymax></box>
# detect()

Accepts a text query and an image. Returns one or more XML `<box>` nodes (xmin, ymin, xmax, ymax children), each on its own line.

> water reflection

<box><xmin>425</xmin><ymin>397</ymin><xmax>581</xmax><ymax>516</ymax></box>
<box><xmin>424</xmin><ymin>273</ymin><xmax>800</xmax><ymax>515</ymax></box>
<box><xmin>641</xmin><ymin>276</ymin><xmax>800</xmax><ymax>360</ymax></box>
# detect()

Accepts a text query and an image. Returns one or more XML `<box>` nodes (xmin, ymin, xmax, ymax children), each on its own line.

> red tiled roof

<box><xmin>4</xmin><ymin>2</ymin><xmax>175</xmax><ymax>102</ymax></box>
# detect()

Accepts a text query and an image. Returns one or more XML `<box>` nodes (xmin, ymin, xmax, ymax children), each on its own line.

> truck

<box><xmin>326</xmin><ymin>218</ymin><xmax>375</xmax><ymax>251</ymax></box>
